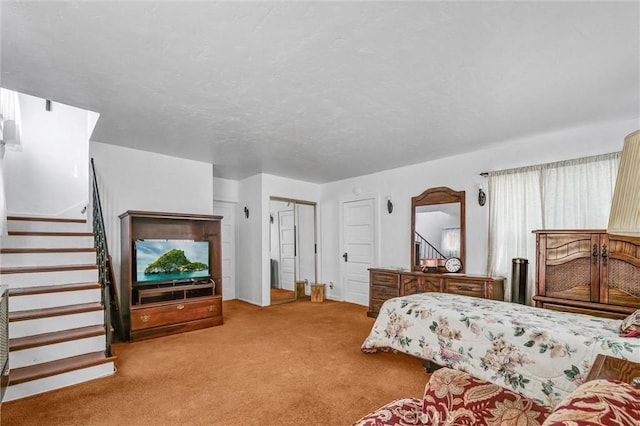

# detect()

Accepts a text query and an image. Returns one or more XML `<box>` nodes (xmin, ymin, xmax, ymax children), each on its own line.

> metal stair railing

<box><xmin>90</xmin><ymin>158</ymin><xmax>123</xmax><ymax>355</ymax></box>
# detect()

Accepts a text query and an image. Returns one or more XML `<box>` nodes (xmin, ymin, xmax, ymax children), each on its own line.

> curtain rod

<box><xmin>478</xmin><ymin>151</ymin><xmax>620</xmax><ymax>178</ymax></box>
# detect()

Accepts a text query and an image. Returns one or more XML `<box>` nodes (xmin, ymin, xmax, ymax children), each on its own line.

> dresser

<box><xmin>368</xmin><ymin>269</ymin><xmax>505</xmax><ymax>317</ymax></box>
<box><xmin>533</xmin><ymin>230</ymin><xmax>640</xmax><ymax>319</ymax></box>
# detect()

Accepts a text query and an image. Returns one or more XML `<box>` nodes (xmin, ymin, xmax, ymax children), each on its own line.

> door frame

<box><xmin>339</xmin><ymin>193</ymin><xmax>380</xmax><ymax>303</ymax></box>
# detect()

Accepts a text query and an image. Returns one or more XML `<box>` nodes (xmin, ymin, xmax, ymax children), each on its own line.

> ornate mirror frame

<box><xmin>410</xmin><ymin>187</ymin><xmax>466</xmax><ymax>272</ymax></box>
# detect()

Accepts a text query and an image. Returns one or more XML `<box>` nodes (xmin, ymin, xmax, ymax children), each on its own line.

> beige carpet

<box><xmin>2</xmin><ymin>299</ymin><xmax>429</xmax><ymax>425</ymax></box>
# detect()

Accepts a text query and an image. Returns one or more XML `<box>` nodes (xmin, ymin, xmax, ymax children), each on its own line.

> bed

<box><xmin>361</xmin><ymin>292</ymin><xmax>640</xmax><ymax>408</ymax></box>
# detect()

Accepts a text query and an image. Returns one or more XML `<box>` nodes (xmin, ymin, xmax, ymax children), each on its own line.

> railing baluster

<box><xmin>90</xmin><ymin>158</ymin><xmax>118</xmax><ymax>356</ymax></box>
<box><xmin>414</xmin><ymin>231</ymin><xmax>447</xmax><ymax>262</ymax></box>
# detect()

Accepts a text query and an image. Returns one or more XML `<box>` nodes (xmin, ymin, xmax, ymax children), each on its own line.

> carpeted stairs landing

<box><xmin>2</xmin><ymin>299</ymin><xmax>429</xmax><ymax>425</ymax></box>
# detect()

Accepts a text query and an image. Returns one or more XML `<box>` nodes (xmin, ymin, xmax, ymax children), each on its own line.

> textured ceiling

<box><xmin>1</xmin><ymin>1</ymin><xmax>639</xmax><ymax>183</ymax></box>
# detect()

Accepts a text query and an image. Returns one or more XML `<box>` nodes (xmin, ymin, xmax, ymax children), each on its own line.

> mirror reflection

<box><xmin>269</xmin><ymin>198</ymin><xmax>317</xmax><ymax>304</ymax></box>
<box><xmin>415</xmin><ymin>203</ymin><xmax>461</xmax><ymax>264</ymax></box>
<box><xmin>411</xmin><ymin>187</ymin><xmax>465</xmax><ymax>272</ymax></box>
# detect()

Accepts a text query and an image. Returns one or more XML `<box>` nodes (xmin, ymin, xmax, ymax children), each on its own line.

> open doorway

<box><xmin>269</xmin><ymin>197</ymin><xmax>317</xmax><ymax>305</ymax></box>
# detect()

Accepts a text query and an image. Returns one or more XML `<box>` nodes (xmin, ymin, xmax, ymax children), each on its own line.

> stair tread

<box><xmin>9</xmin><ymin>302</ymin><xmax>103</xmax><ymax>322</ymax></box>
<box><xmin>8</xmin><ymin>282</ymin><xmax>101</xmax><ymax>296</ymax></box>
<box><xmin>0</xmin><ymin>264</ymin><xmax>98</xmax><ymax>274</ymax></box>
<box><xmin>7</xmin><ymin>231</ymin><xmax>93</xmax><ymax>237</ymax></box>
<box><xmin>9</xmin><ymin>351</ymin><xmax>115</xmax><ymax>385</ymax></box>
<box><xmin>0</xmin><ymin>248</ymin><xmax>96</xmax><ymax>254</ymax></box>
<box><xmin>10</xmin><ymin>325</ymin><xmax>106</xmax><ymax>351</ymax></box>
<box><xmin>7</xmin><ymin>216</ymin><xmax>86</xmax><ymax>223</ymax></box>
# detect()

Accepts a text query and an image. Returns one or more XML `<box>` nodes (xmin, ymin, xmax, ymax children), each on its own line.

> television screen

<box><xmin>135</xmin><ymin>239</ymin><xmax>210</xmax><ymax>284</ymax></box>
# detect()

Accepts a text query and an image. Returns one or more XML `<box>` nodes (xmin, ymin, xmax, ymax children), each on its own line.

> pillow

<box><xmin>542</xmin><ymin>379</ymin><xmax>640</xmax><ymax>425</ymax></box>
<box><xmin>619</xmin><ymin>309</ymin><xmax>640</xmax><ymax>337</ymax></box>
<box><xmin>422</xmin><ymin>368</ymin><xmax>551</xmax><ymax>426</ymax></box>
<box><xmin>352</xmin><ymin>398</ymin><xmax>424</xmax><ymax>426</ymax></box>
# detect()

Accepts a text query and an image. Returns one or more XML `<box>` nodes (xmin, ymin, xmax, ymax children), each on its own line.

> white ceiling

<box><xmin>1</xmin><ymin>1</ymin><xmax>639</xmax><ymax>183</ymax></box>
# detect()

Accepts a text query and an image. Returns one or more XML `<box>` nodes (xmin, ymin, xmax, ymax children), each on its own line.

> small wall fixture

<box><xmin>45</xmin><ymin>99</ymin><xmax>52</xmax><ymax>111</ymax></box>
<box><xmin>244</xmin><ymin>206</ymin><xmax>249</xmax><ymax>219</ymax></box>
<box><xmin>478</xmin><ymin>186</ymin><xmax>486</xmax><ymax>207</ymax></box>
<box><xmin>386</xmin><ymin>198</ymin><xmax>393</xmax><ymax>214</ymax></box>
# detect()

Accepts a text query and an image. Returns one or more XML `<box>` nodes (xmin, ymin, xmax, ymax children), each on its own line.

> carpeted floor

<box><xmin>2</xmin><ymin>299</ymin><xmax>429</xmax><ymax>425</ymax></box>
<box><xmin>270</xmin><ymin>288</ymin><xmax>296</xmax><ymax>303</ymax></box>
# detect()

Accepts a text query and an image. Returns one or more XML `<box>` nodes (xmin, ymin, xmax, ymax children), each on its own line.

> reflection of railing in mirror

<box><xmin>414</xmin><ymin>231</ymin><xmax>446</xmax><ymax>267</ymax></box>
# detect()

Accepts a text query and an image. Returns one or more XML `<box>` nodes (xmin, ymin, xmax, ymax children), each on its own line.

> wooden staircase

<box><xmin>0</xmin><ymin>216</ymin><xmax>116</xmax><ymax>401</ymax></box>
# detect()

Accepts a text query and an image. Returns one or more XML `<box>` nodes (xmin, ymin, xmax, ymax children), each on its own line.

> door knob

<box><xmin>342</xmin><ymin>252</ymin><xmax>348</xmax><ymax>262</ymax></box>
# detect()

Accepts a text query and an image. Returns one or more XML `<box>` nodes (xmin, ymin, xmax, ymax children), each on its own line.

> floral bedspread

<box><xmin>361</xmin><ymin>292</ymin><xmax>640</xmax><ymax>408</ymax></box>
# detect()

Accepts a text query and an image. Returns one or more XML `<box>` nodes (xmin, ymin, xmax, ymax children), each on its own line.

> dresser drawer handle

<box><xmin>176</xmin><ymin>304</ymin><xmax>185</xmax><ymax>310</ymax></box>
<box><xmin>208</xmin><ymin>305</ymin><xmax>214</xmax><ymax>312</ymax></box>
<box><xmin>457</xmin><ymin>286</ymin><xmax>473</xmax><ymax>292</ymax></box>
<box><xmin>140</xmin><ymin>315</ymin><xmax>151</xmax><ymax>322</ymax></box>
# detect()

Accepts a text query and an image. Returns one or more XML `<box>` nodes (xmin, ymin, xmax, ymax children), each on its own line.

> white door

<box><xmin>279</xmin><ymin>210</ymin><xmax>296</xmax><ymax>291</ymax></box>
<box><xmin>342</xmin><ymin>198</ymin><xmax>375</xmax><ymax>305</ymax></box>
<box><xmin>213</xmin><ymin>201</ymin><xmax>237</xmax><ymax>300</ymax></box>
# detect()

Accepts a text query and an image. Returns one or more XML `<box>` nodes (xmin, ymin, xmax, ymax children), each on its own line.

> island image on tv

<box><xmin>135</xmin><ymin>239</ymin><xmax>210</xmax><ymax>284</ymax></box>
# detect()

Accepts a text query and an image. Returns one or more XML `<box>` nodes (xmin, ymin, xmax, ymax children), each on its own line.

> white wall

<box><xmin>4</xmin><ymin>93</ymin><xmax>95</xmax><ymax>218</ymax></box>
<box><xmin>89</xmin><ymin>141</ymin><xmax>213</xmax><ymax>298</ymax></box>
<box><xmin>237</xmin><ymin>174</ymin><xmax>263</xmax><ymax>304</ymax></box>
<box><xmin>213</xmin><ymin>177</ymin><xmax>239</xmax><ymax>203</ymax></box>
<box><xmin>320</xmin><ymin>118</ymin><xmax>637</xmax><ymax>302</ymax></box>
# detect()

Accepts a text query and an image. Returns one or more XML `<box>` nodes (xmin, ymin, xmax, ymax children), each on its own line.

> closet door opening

<box><xmin>269</xmin><ymin>197</ymin><xmax>317</xmax><ymax>305</ymax></box>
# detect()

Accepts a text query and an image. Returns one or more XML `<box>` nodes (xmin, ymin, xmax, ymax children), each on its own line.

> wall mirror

<box><xmin>411</xmin><ymin>187</ymin><xmax>465</xmax><ymax>272</ymax></box>
<box><xmin>269</xmin><ymin>197</ymin><xmax>317</xmax><ymax>305</ymax></box>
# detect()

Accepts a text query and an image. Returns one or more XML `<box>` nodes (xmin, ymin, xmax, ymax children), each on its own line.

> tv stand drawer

<box><xmin>131</xmin><ymin>297</ymin><xmax>221</xmax><ymax>331</ymax></box>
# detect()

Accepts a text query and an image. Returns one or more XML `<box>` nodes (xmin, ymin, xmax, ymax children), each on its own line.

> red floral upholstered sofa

<box><xmin>353</xmin><ymin>368</ymin><xmax>640</xmax><ymax>426</ymax></box>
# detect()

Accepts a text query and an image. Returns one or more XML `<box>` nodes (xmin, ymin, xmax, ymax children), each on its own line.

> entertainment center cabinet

<box><xmin>120</xmin><ymin>210</ymin><xmax>223</xmax><ymax>341</ymax></box>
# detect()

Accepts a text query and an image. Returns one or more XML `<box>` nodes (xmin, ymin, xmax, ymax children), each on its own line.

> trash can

<box><xmin>295</xmin><ymin>281</ymin><xmax>306</xmax><ymax>299</ymax></box>
<box><xmin>311</xmin><ymin>284</ymin><xmax>325</xmax><ymax>303</ymax></box>
<box><xmin>511</xmin><ymin>258</ymin><xmax>528</xmax><ymax>305</ymax></box>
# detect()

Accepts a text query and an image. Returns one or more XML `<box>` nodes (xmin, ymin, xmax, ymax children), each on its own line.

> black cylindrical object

<box><xmin>511</xmin><ymin>258</ymin><xmax>528</xmax><ymax>305</ymax></box>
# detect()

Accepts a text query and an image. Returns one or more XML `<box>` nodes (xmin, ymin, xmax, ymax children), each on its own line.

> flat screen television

<box><xmin>135</xmin><ymin>239</ymin><xmax>210</xmax><ymax>284</ymax></box>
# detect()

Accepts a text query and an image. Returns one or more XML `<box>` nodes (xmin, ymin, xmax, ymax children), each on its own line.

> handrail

<box><xmin>414</xmin><ymin>231</ymin><xmax>446</xmax><ymax>264</ymax></box>
<box><xmin>90</xmin><ymin>158</ymin><xmax>122</xmax><ymax>354</ymax></box>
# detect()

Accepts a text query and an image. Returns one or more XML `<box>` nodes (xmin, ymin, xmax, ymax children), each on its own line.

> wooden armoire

<box><xmin>533</xmin><ymin>230</ymin><xmax>640</xmax><ymax>319</ymax></box>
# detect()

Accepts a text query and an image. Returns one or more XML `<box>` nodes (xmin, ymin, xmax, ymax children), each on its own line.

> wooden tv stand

<box><xmin>120</xmin><ymin>210</ymin><xmax>223</xmax><ymax>341</ymax></box>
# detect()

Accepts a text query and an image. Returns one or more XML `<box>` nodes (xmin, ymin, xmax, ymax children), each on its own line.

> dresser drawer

<box><xmin>371</xmin><ymin>284</ymin><xmax>399</xmax><ymax>300</ymax></box>
<box><xmin>401</xmin><ymin>275</ymin><xmax>441</xmax><ymax>295</ymax></box>
<box><xmin>371</xmin><ymin>271</ymin><xmax>400</xmax><ymax>287</ymax></box>
<box><xmin>443</xmin><ymin>279</ymin><xmax>485</xmax><ymax>298</ymax></box>
<box><xmin>369</xmin><ymin>298</ymin><xmax>387</xmax><ymax>316</ymax></box>
<box><xmin>131</xmin><ymin>297</ymin><xmax>221</xmax><ymax>331</ymax></box>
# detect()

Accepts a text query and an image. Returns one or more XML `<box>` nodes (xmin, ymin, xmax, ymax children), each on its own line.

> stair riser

<box><xmin>0</xmin><ymin>235</ymin><xmax>95</xmax><ymax>249</ymax></box>
<box><xmin>4</xmin><ymin>362</ymin><xmax>115</xmax><ymax>402</ymax></box>
<box><xmin>7</xmin><ymin>220</ymin><xmax>89</xmax><ymax>233</ymax></box>
<box><xmin>9</xmin><ymin>289</ymin><xmax>102</xmax><ymax>312</ymax></box>
<box><xmin>10</xmin><ymin>336</ymin><xmax>106</xmax><ymax>369</ymax></box>
<box><xmin>1</xmin><ymin>269</ymin><xmax>98</xmax><ymax>288</ymax></box>
<box><xmin>10</xmin><ymin>311</ymin><xmax>104</xmax><ymax>338</ymax></box>
<box><xmin>0</xmin><ymin>251</ymin><xmax>97</xmax><ymax>268</ymax></box>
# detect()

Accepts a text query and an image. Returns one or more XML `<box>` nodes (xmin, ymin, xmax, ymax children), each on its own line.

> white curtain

<box><xmin>488</xmin><ymin>167</ymin><xmax>543</xmax><ymax>303</ymax></box>
<box><xmin>0</xmin><ymin>88</ymin><xmax>23</xmax><ymax>235</ymax></box>
<box><xmin>542</xmin><ymin>154</ymin><xmax>620</xmax><ymax>228</ymax></box>
<box><xmin>487</xmin><ymin>153</ymin><xmax>620</xmax><ymax>304</ymax></box>
<box><xmin>441</xmin><ymin>227</ymin><xmax>460</xmax><ymax>258</ymax></box>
